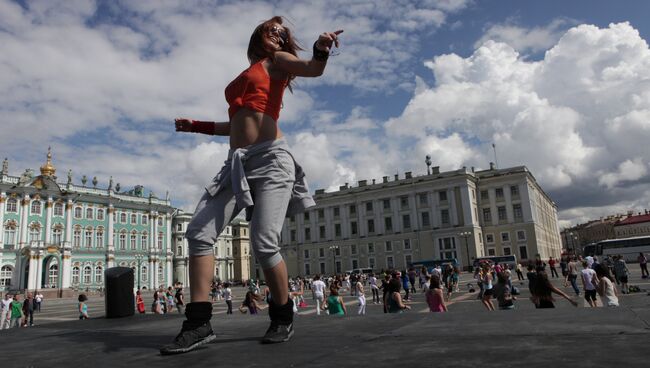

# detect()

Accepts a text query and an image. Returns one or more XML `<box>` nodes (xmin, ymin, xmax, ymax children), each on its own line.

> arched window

<box><xmin>48</xmin><ymin>263</ymin><xmax>59</xmax><ymax>287</ymax></box>
<box><xmin>86</xmin><ymin>208</ymin><xmax>93</xmax><ymax>220</ymax></box>
<box><xmin>29</xmin><ymin>223</ymin><xmax>41</xmax><ymax>243</ymax></box>
<box><xmin>0</xmin><ymin>265</ymin><xmax>13</xmax><ymax>286</ymax></box>
<box><xmin>157</xmin><ymin>232</ymin><xmax>164</xmax><ymax>249</ymax></box>
<box><xmin>95</xmin><ymin>265</ymin><xmax>103</xmax><ymax>284</ymax></box>
<box><xmin>97</xmin><ymin>209</ymin><xmax>105</xmax><ymax>221</ymax></box>
<box><xmin>74</xmin><ymin>207</ymin><xmax>83</xmax><ymax>219</ymax></box>
<box><xmin>72</xmin><ymin>266</ymin><xmax>80</xmax><ymax>284</ymax></box>
<box><xmin>131</xmin><ymin>214</ymin><xmax>137</xmax><ymax>224</ymax></box>
<box><xmin>158</xmin><ymin>265</ymin><xmax>164</xmax><ymax>285</ymax></box>
<box><xmin>141</xmin><ymin>233</ymin><xmax>148</xmax><ymax>250</ymax></box>
<box><xmin>6</xmin><ymin>198</ymin><xmax>18</xmax><ymax>213</ymax></box>
<box><xmin>96</xmin><ymin>227</ymin><xmax>104</xmax><ymax>248</ymax></box>
<box><xmin>85</xmin><ymin>227</ymin><xmax>93</xmax><ymax>248</ymax></box>
<box><xmin>3</xmin><ymin>220</ymin><xmax>17</xmax><ymax>246</ymax></box>
<box><xmin>30</xmin><ymin>200</ymin><xmax>42</xmax><ymax>215</ymax></box>
<box><xmin>73</xmin><ymin>226</ymin><xmax>82</xmax><ymax>248</ymax></box>
<box><xmin>142</xmin><ymin>215</ymin><xmax>148</xmax><ymax>225</ymax></box>
<box><xmin>177</xmin><ymin>246</ymin><xmax>183</xmax><ymax>256</ymax></box>
<box><xmin>130</xmin><ymin>232</ymin><xmax>137</xmax><ymax>250</ymax></box>
<box><xmin>141</xmin><ymin>266</ymin><xmax>148</xmax><ymax>283</ymax></box>
<box><xmin>83</xmin><ymin>266</ymin><xmax>92</xmax><ymax>284</ymax></box>
<box><xmin>119</xmin><ymin>231</ymin><xmax>127</xmax><ymax>250</ymax></box>
<box><xmin>157</xmin><ymin>217</ymin><xmax>164</xmax><ymax>227</ymax></box>
<box><xmin>51</xmin><ymin>225</ymin><xmax>63</xmax><ymax>245</ymax></box>
<box><xmin>53</xmin><ymin>202</ymin><xmax>64</xmax><ymax>216</ymax></box>
<box><xmin>120</xmin><ymin>212</ymin><xmax>127</xmax><ymax>224</ymax></box>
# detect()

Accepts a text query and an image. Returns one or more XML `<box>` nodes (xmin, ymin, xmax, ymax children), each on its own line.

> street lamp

<box><xmin>134</xmin><ymin>253</ymin><xmax>144</xmax><ymax>290</ymax></box>
<box><xmin>459</xmin><ymin>231</ymin><xmax>472</xmax><ymax>272</ymax></box>
<box><xmin>425</xmin><ymin>155</ymin><xmax>432</xmax><ymax>175</ymax></box>
<box><xmin>329</xmin><ymin>245</ymin><xmax>339</xmax><ymax>274</ymax></box>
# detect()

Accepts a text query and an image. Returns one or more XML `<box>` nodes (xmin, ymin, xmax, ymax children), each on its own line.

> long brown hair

<box><xmin>247</xmin><ymin>16</ymin><xmax>302</xmax><ymax>91</ymax></box>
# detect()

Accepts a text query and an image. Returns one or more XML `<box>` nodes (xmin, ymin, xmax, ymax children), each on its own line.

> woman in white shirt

<box><xmin>594</xmin><ymin>264</ymin><xmax>619</xmax><ymax>307</ymax></box>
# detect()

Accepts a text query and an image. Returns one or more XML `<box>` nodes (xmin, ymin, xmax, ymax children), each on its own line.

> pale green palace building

<box><xmin>0</xmin><ymin>150</ymin><xmax>176</xmax><ymax>295</ymax></box>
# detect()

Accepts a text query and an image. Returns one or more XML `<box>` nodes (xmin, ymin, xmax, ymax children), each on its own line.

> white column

<box><xmin>150</xmin><ymin>213</ymin><xmax>156</xmax><ymax>251</ymax></box>
<box><xmin>27</xmin><ymin>249</ymin><xmax>39</xmax><ymax>290</ymax></box>
<box><xmin>0</xmin><ymin>192</ymin><xmax>6</xmax><ymax>245</ymax></box>
<box><xmin>166</xmin><ymin>256</ymin><xmax>173</xmax><ymax>286</ymax></box>
<box><xmin>166</xmin><ymin>215</ymin><xmax>172</xmax><ymax>253</ymax></box>
<box><xmin>65</xmin><ymin>200</ymin><xmax>73</xmax><ymax>243</ymax></box>
<box><xmin>504</xmin><ymin>185</ymin><xmax>514</xmax><ymax>223</ymax></box>
<box><xmin>449</xmin><ymin>189</ymin><xmax>459</xmax><ymax>226</ymax></box>
<box><xmin>61</xmin><ymin>244</ymin><xmax>72</xmax><ymax>288</ymax></box>
<box><xmin>107</xmin><ymin>205</ymin><xmax>115</xmax><ymax>268</ymax></box>
<box><xmin>19</xmin><ymin>195</ymin><xmax>30</xmax><ymax>247</ymax></box>
<box><xmin>45</xmin><ymin>197</ymin><xmax>53</xmax><ymax>244</ymax></box>
<box><xmin>34</xmin><ymin>248</ymin><xmax>43</xmax><ymax>290</ymax></box>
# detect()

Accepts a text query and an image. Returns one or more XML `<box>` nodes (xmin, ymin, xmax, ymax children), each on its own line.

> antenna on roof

<box><xmin>492</xmin><ymin>143</ymin><xmax>499</xmax><ymax>169</ymax></box>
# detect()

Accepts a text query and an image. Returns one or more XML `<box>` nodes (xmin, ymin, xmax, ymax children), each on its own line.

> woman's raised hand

<box><xmin>175</xmin><ymin>118</ymin><xmax>193</xmax><ymax>132</ymax></box>
<box><xmin>316</xmin><ymin>30</ymin><xmax>344</xmax><ymax>52</ymax></box>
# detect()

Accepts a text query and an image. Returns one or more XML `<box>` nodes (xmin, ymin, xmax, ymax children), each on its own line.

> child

<box><xmin>78</xmin><ymin>294</ymin><xmax>89</xmax><ymax>320</ymax></box>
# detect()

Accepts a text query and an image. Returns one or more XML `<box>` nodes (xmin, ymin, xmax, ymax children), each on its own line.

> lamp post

<box><xmin>329</xmin><ymin>245</ymin><xmax>339</xmax><ymax>275</ymax></box>
<box><xmin>425</xmin><ymin>155</ymin><xmax>432</xmax><ymax>175</ymax></box>
<box><xmin>134</xmin><ymin>253</ymin><xmax>144</xmax><ymax>290</ymax></box>
<box><xmin>459</xmin><ymin>231</ymin><xmax>472</xmax><ymax>272</ymax></box>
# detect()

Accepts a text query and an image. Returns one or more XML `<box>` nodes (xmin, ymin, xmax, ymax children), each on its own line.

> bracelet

<box><xmin>313</xmin><ymin>41</ymin><xmax>329</xmax><ymax>62</ymax></box>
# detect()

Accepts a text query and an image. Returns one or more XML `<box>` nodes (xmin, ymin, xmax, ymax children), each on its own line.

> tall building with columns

<box><xmin>0</xmin><ymin>151</ymin><xmax>175</xmax><ymax>295</ymax></box>
<box><xmin>251</xmin><ymin>164</ymin><xmax>562</xmax><ymax>279</ymax></box>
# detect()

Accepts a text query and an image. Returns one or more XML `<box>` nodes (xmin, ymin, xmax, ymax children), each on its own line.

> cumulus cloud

<box><xmin>475</xmin><ymin>18</ymin><xmax>576</xmax><ymax>55</ymax></box>
<box><xmin>598</xmin><ymin>158</ymin><xmax>648</xmax><ymax>189</ymax></box>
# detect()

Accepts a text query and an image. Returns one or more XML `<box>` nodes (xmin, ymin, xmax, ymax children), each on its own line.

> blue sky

<box><xmin>1</xmin><ymin>0</ymin><xmax>650</xmax><ymax>227</ymax></box>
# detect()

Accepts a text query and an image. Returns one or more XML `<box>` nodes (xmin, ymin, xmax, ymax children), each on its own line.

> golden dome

<box><xmin>40</xmin><ymin>147</ymin><xmax>56</xmax><ymax>177</ymax></box>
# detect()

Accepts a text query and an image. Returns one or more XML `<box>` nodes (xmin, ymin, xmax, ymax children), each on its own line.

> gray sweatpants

<box><xmin>186</xmin><ymin>147</ymin><xmax>295</xmax><ymax>270</ymax></box>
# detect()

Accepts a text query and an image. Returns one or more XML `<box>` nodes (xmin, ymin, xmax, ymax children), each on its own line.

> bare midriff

<box><xmin>229</xmin><ymin>108</ymin><xmax>283</xmax><ymax>149</ymax></box>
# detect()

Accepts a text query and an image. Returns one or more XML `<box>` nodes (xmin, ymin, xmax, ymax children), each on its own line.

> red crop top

<box><xmin>225</xmin><ymin>59</ymin><xmax>288</xmax><ymax>121</ymax></box>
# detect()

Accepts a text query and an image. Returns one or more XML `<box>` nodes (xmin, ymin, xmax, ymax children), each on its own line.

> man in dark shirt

<box><xmin>22</xmin><ymin>292</ymin><xmax>35</xmax><ymax>327</ymax></box>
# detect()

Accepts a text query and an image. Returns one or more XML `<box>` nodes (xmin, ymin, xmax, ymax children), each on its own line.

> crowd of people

<box><xmin>0</xmin><ymin>291</ymin><xmax>45</xmax><ymax>329</ymax></box>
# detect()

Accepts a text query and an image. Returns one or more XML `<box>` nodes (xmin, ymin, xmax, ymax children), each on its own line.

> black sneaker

<box><xmin>261</xmin><ymin>321</ymin><xmax>294</xmax><ymax>344</ymax></box>
<box><xmin>160</xmin><ymin>321</ymin><xmax>216</xmax><ymax>355</ymax></box>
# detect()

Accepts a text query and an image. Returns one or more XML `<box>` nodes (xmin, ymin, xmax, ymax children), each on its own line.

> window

<box><xmin>405</xmin><ymin>254</ymin><xmax>412</xmax><ymax>267</ymax></box>
<box><xmin>517</xmin><ymin>230</ymin><xmax>526</xmax><ymax>241</ymax></box>
<box><xmin>141</xmin><ymin>266</ymin><xmax>148</xmax><ymax>283</ymax></box>
<box><xmin>6</xmin><ymin>198</ymin><xmax>17</xmax><ymax>213</ymax></box>
<box><xmin>333</xmin><ymin>206</ymin><xmax>340</xmax><ymax>218</ymax></box>
<box><xmin>119</xmin><ymin>232</ymin><xmax>127</xmax><ymax>250</ymax></box>
<box><xmin>519</xmin><ymin>246</ymin><xmax>528</xmax><ymax>260</ymax></box>
<box><xmin>385</xmin><ymin>241</ymin><xmax>392</xmax><ymax>252</ymax></box>
<box><xmin>335</xmin><ymin>224</ymin><xmax>341</xmax><ymax>237</ymax></box>
<box><xmin>404</xmin><ymin>239</ymin><xmax>411</xmax><ymax>250</ymax></box>
<box><xmin>384</xmin><ymin>217</ymin><xmax>393</xmax><ymax>232</ymax></box>
<box><xmin>369</xmin><ymin>258</ymin><xmax>375</xmax><ymax>269</ymax></box>
<box><xmin>486</xmin><ymin>234</ymin><xmax>494</xmax><ymax>244</ymax></box>
<box><xmin>95</xmin><ymin>266</ymin><xmax>103</xmax><ymax>284</ymax></box>
<box><xmin>83</xmin><ymin>266</ymin><xmax>92</xmax><ymax>284</ymax></box>
<box><xmin>130</xmin><ymin>233</ymin><xmax>137</xmax><ymax>250</ymax></box>
<box><xmin>131</xmin><ymin>214</ymin><xmax>137</xmax><ymax>224</ymax></box>
<box><xmin>29</xmin><ymin>224</ymin><xmax>41</xmax><ymax>243</ymax></box>
<box><xmin>158</xmin><ymin>232</ymin><xmax>164</xmax><ymax>249</ymax></box>
<box><xmin>304</xmin><ymin>211</ymin><xmax>310</xmax><ymax>221</ymax></box>
<box><xmin>488</xmin><ymin>248</ymin><xmax>496</xmax><ymax>256</ymax></box>
<box><xmin>513</xmin><ymin>204</ymin><xmax>523</xmax><ymax>220</ymax></box>
<box><xmin>318</xmin><ymin>209</ymin><xmax>325</xmax><ymax>220</ymax></box>
<box><xmin>365</xmin><ymin>201</ymin><xmax>373</xmax><ymax>212</ymax></box>
<box><xmin>3</xmin><ymin>220</ymin><xmax>16</xmax><ymax>246</ymax></box>
<box><xmin>501</xmin><ymin>232</ymin><xmax>510</xmax><ymax>242</ymax></box>
<box><xmin>419</xmin><ymin>193</ymin><xmax>427</xmax><ymax>205</ymax></box>
<box><xmin>48</xmin><ymin>263</ymin><xmax>58</xmax><ymax>287</ymax></box>
<box><xmin>305</xmin><ymin>227</ymin><xmax>311</xmax><ymax>241</ymax></box>
<box><xmin>334</xmin><ymin>247</ymin><xmax>341</xmax><ymax>256</ymax></box>
<box><xmin>400</xmin><ymin>196</ymin><xmax>409</xmax><ymax>209</ymax></box>
<box><xmin>503</xmin><ymin>247</ymin><xmax>511</xmax><ymax>256</ymax></box>
<box><xmin>290</xmin><ymin>230</ymin><xmax>296</xmax><ymax>242</ymax></box>
<box><xmin>319</xmin><ymin>248</ymin><xmax>325</xmax><ymax>258</ymax></box>
<box><xmin>73</xmin><ymin>226</ymin><xmax>81</xmax><ymax>248</ymax></box>
<box><xmin>177</xmin><ymin>246</ymin><xmax>183</xmax><ymax>255</ymax></box>
<box><xmin>31</xmin><ymin>200</ymin><xmax>41</xmax><ymax>215</ymax></box>
<box><xmin>113</xmin><ymin>211</ymin><xmax>116</xmax><ymax>222</ymax></box>
<box><xmin>320</xmin><ymin>262</ymin><xmax>326</xmax><ymax>274</ymax></box>
<box><xmin>335</xmin><ymin>261</ymin><xmax>341</xmax><ymax>274</ymax></box>
<box><xmin>350</xmin><ymin>222</ymin><xmax>357</xmax><ymax>236</ymax></box>
<box><xmin>352</xmin><ymin>259</ymin><xmax>359</xmax><ymax>269</ymax></box>
<box><xmin>441</xmin><ymin>209</ymin><xmax>450</xmax><ymax>225</ymax></box>
<box><xmin>383</xmin><ymin>199</ymin><xmax>391</xmax><ymax>210</ymax></box>
<box><xmin>96</xmin><ymin>228</ymin><xmax>104</xmax><ymax>248</ymax></box>
<box><xmin>480</xmin><ymin>190</ymin><xmax>489</xmax><ymax>201</ymax></box>
<box><xmin>177</xmin><ymin>223</ymin><xmax>183</xmax><ymax>231</ymax></box>
<box><xmin>158</xmin><ymin>265</ymin><xmax>164</xmax><ymax>284</ymax></box>
<box><xmin>158</xmin><ymin>217</ymin><xmax>163</xmax><ymax>227</ymax></box>
<box><xmin>0</xmin><ymin>265</ymin><xmax>13</xmax><ymax>286</ymax></box>
<box><xmin>97</xmin><ymin>209</ymin><xmax>104</xmax><ymax>220</ymax></box>
<box><xmin>72</xmin><ymin>266</ymin><xmax>80</xmax><ymax>284</ymax></box>
<box><xmin>304</xmin><ymin>249</ymin><xmax>310</xmax><ymax>259</ymax></box>
<box><xmin>54</xmin><ymin>203</ymin><xmax>64</xmax><ymax>216</ymax></box>
<box><xmin>349</xmin><ymin>205</ymin><xmax>356</xmax><ymax>215</ymax></box>
<box><xmin>85</xmin><ymin>228</ymin><xmax>93</xmax><ymax>248</ymax></box>
<box><xmin>74</xmin><ymin>207</ymin><xmax>82</xmax><ymax>219</ymax></box>
<box><xmin>319</xmin><ymin>226</ymin><xmax>326</xmax><ymax>239</ymax></box>
<box><xmin>304</xmin><ymin>263</ymin><xmax>311</xmax><ymax>276</ymax></box>
<box><xmin>120</xmin><ymin>212</ymin><xmax>127</xmax><ymax>224</ymax></box>
<box><xmin>495</xmin><ymin>188</ymin><xmax>504</xmax><ymax>199</ymax></box>
<box><xmin>367</xmin><ymin>219</ymin><xmax>375</xmax><ymax>233</ymax></box>
<box><xmin>351</xmin><ymin>244</ymin><xmax>357</xmax><ymax>255</ymax></box>
<box><xmin>402</xmin><ymin>214</ymin><xmax>411</xmax><ymax>229</ymax></box>
<box><xmin>52</xmin><ymin>226</ymin><xmax>63</xmax><ymax>245</ymax></box>
<box><xmin>483</xmin><ymin>208</ymin><xmax>492</xmax><ymax>223</ymax></box>
<box><xmin>510</xmin><ymin>185</ymin><xmax>519</xmax><ymax>197</ymax></box>
<box><xmin>421</xmin><ymin>212</ymin><xmax>430</xmax><ymax>227</ymax></box>
<box><xmin>498</xmin><ymin>206</ymin><xmax>507</xmax><ymax>221</ymax></box>
<box><xmin>438</xmin><ymin>191</ymin><xmax>447</xmax><ymax>202</ymax></box>
<box><xmin>142</xmin><ymin>215</ymin><xmax>148</xmax><ymax>225</ymax></box>
<box><xmin>386</xmin><ymin>256</ymin><xmax>394</xmax><ymax>269</ymax></box>
<box><xmin>86</xmin><ymin>208</ymin><xmax>93</xmax><ymax>220</ymax></box>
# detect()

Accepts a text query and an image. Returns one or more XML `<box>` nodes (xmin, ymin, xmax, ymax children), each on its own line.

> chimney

<box><xmin>489</xmin><ymin>162</ymin><xmax>496</xmax><ymax>170</ymax></box>
<box><xmin>471</xmin><ymin>166</ymin><xmax>475</xmax><ymax>173</ymax></box>
<box><xmin>432</xmin><ymin>166</ymin><xmax>440</xmax><ymax>174</ymax></box>
<box><xmin>315</xmin><ymin>189</ymin><xmax>325</xmax><ymax>195</ymax></box>
<box><xmin>372</xmin><ymin>179</ymin><xmax>376</xmax><ymax>184</ymax></box>
<box><xmin>394</xmin><ymin>174</ymin><xmax>399</xmax><ymax>180</ymax></box>
<box><xmin>405</xmin><ymin>171</ymin><xmax>412</xmax><ymax>179</ymax></box>
<box><xmin>358</xmin><ymin>180</ymin><xmax>367</xmax><ymax>187</ymax></box>
<box><xmin>383</xmin><ymin>176</ymin><xmax>388</xmax><ymax>183</ymax></box>
<box><xmin>339</xmin><ymin>185</ymin><xmax>347</xmax><ymax>190</ymax></box>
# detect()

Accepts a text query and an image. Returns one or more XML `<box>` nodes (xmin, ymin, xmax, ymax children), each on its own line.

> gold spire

<box><xmin>40</xmin><ymin>147</ymin><xmax>56</xmax><ymax>177</ymax></box>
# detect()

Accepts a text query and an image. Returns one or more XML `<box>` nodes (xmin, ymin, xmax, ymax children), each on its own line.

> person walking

<box><xmin>638</xmin><ymin>252</ymin><xmax>648</xmax><ymax>279</ymax></box>
<box><xmin>356</xmin><ymin>278</ymin><xmax>366</xmax><ymax>315</ymax></box>
<box><xmin>369</xmin><ymin>273</ymin><xmax>380</xmax><ymax>304</ymax></box>
<box><xmin>401</xmin><ymin>272</ymin><xmax>411</xmax><ymax>301</ymax></box>
<box><xmin>493</xmin><ymin>272</ymin><xmax>515</xmax><ymax>310</ymax></box>
<box><xmin>9</xmin><ymin>294</ymin><xmax>23</xmax><ymax>329</ymax></box>
<box><xmin>580</xmin><ymin>260</ymin><xmax>599</xmax><ymax>307</ymax></box>
<box><xmin>175</xmin><ymin>286</ymin><xmax>185</xmax><ymax>314</ymax></box>
<box><xmin>22</xmin><ymin>292</ymin><xmax>35</xmax><ymax>327</ymax></box>
<box><xmin>565</xmin><ymin>256</ymin><xmax>581</xmax><ymax>296</ymax></box>
<box><xmin>481</xmin><ymin>264</ymin><xmax>495</xmax><ymax>311</ymax></box>
<box><xmin>594</xmin><ymin>264</ymin><xmax>619</xmax><ymax>307</ymax></box>
<box><xmin>515</xmin><ymin>263</ymin><xmax>525</xmax><ymax>281</ymax></box>
<box><xmin>379</xmin><ymin>274</ymin><xmax>391</xmax><ymax>313</ymax></box>
<box><xmin>531</xmin><ymin>271</ymin><xmax>578</xmax><ymax>308</ymax></box>
<box><xmin>322</xmin><ymin>286</ymin><xmax>346</xmax><ymax>316</ymax></box>
<box><xmin>35</xmin><ymin>292</ymin><xmax>43</xmax><ymax>312</ymax></box>
<box><xmin>1</xmin><ymin>294</ymin><xmax>12</xmax><ymax>330</ymax></box>
<box><xmin>407</xmin><ymin>267</ymin><xmax>417</xmax><ymax>294</ymax></box>
<box><xmin>614</xmin><ymin>255</ymin><xmax>630</xmax><ymax>294</ymax></box>
<box><xmin>311</xmin><ymin>275</ymin><xmax>326</xmax><ymax>315</ymax></box>
<box><xmin>425</xmin><ymin>275</ymin><xmax>447</xmax><ymax>313</ymax></box>
<box><xmin>78</xmin><ymin>294</ymin><xmax>89</xmax><ymax>320</ymax></box>
<box><xmin>223</xmin><ymin>283</ymin><xmax>233</xmax><ymax>315</ymax></box>
<box><xmin>548</xmin><ymin>257</ymin><xmax>559</xmax><ymax>278</ymax></box>
<box><xmin>136</xmin><ymin>290</ymin><xmax>146</xmax><ymax>314</ymax></box>
<box><xmin>161</xmin><ymin>16</ymin><xmax>342</xmax><ymax>355</ymax></box>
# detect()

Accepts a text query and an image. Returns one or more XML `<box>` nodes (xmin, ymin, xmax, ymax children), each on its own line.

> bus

<box><xmin>592</xmin><ymin>236</ymin><xmax>650</xmax><ymax>262</ymax></box>
<box><xmin>409</xmin><ymin>259</ymin><xmax>458</xmax><ymax>273</ymax></box>
<box><xmin>473</xmin><ymin>255</ymin><xmax>518</xmax><ymax>270</ymax></box>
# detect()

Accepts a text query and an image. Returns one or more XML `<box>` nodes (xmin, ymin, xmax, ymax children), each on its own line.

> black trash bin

<box><xmin>104</xmin><ymin>267</ymin><xmax>135</xmax><ymax>318</ymax></box>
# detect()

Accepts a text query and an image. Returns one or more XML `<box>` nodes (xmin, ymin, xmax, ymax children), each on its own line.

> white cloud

<box><xmin>598</xmin><ymin>158</ymin><xmax>648</xmax><ymax>189</ymax></box>
<box><xmin>475</xmin><ymin>18</ymin><xmax>576</xmax><ymax>55</ymax></box>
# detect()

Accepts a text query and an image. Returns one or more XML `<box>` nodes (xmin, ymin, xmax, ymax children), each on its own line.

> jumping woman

<box><xmin>160</xmin><ymin>16</ymin><xmax>342</xmax><ymax>355</ymax></box>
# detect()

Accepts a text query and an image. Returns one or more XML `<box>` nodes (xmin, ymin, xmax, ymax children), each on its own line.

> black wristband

<box><xmin>313</xmin><ymin>41</ymin><xmax>329</xmax><ymax>62</ymax></box>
